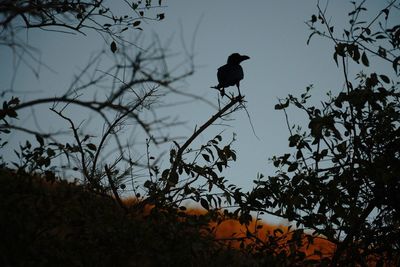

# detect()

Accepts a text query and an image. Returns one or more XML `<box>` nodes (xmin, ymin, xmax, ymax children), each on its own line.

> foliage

<box><xmin>0</xmin><ymin>168</ymin><xmax>263</xmax><ymax>267</ymax></box>
<box><xmin>0</xmin><ymin>0</ymin><xmax>165</xmax><ymax>50</ymax></box>
<box><xmin>245</xmin><ymin>1</ymin><xmax>400</xmax><ymax>265</ymax></box>
<box><xmin>0</xmin><ymin>1</ymin><xmax>279</xmax><ymax>265</ymax></box>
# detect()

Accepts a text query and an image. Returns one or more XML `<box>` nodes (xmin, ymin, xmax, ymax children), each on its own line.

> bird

<box><xmin>212</xmin><ymin>53</ymin><xmax>250</xmax><ymax>97</ymax></box>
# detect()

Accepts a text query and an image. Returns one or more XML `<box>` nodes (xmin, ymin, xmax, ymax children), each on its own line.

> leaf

<box><xmin>361</xmin><ymin>52</ymin><xmax>369</xmax><ymax>67</ymax></box>
<box><xmin>110</xmin><ymin>41</ymin><xmax>117</xmax><ymax>53</ymax></box>
<box><xmin>157</xmin><ymin>13</ymin><xmax>165</xmax><ymax>20</ymax></box>
<box><xmin>311</xmin><ymin>14</ymin><xmax>317</xmax><ymax>23</ymax></box>
<box><xmin>133</xmin><ymin>20</ymin><xmax>141</xmax><ymax>27</ymax></box>
<box><xmin>296</xmin><ymin>150</ymin><xmax>303</xmax><ymax>160</ymax></box>
<box><xmin>378</xmin><ymin>46</ymin><xmax>387</xmax><ymax>58</ymax></box>
<box><xmin>9</xmin><ymin>97</ymin><xmax>20</xmax><ymax>105</ymax></box>
<box><xmin>202</xmin><ymin>154</ymin><xmax>210</xmax><ymax>162</ymax></box>
<box><xmin>36</xmin><ymin>134</ymin><xmax>44</xmax><ymax>146</ymax></box>
<box><xmin>393</xmin><ymin>56</ymin><xmax>400</xmax><ymax>74</ymax></box>
<box><xmin>200</xmin><ymin>198</ymin><xmax>209</xmax><ymax>210</ymax></box>
<box><xmin>274</xmin><ymin>99</ymin><xmax>289</xmax><ymax>110</ymax></box>
<box><xmin>86</xmin><ymin>143</ymin><xmax>97</xmax><ymax>151</ymax></box>
<box><xmin>375</xmin><ymin>35</ymin><xmax>386</xmax><ymax>39</ymax></box>
<box><xmin>47</xmin><ymin>148</ymin><xmax>55</xmax><ymax>157</ymax></box>
<box><xmin>6</xmin><ymin>109</ymin><xmax>17</xmax><ymax>118</ymax></box>
<box><xmin>382</xmin><ymin>8</ymin><xmax>389</xmax><ymax>20</ymax></box>
<box><xmin>231</xmin><ymin>151</ymin><xmax>236</xmax><ymax>161</ymax></box>
<box><xmin>169</xmin><ymin>171</ymin><xmax>179</xmax><ymax>185</ymax></box>
<box><xmin>288</xmin><ymin>162</ymin><xmax>298</xmax><ymax>172</ymax></box>
<box><xmin>379</xmin><ymin>75</ymin><xmax>390</xmax><ymax>84</ymax></box>
<box><xmin>333</xmin><ymin>52</ymin><xmax>338</xmax><ymax>66</ymax></box>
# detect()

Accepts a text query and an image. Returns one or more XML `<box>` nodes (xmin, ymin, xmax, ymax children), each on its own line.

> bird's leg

<box><xmin>236</xmin><ymin>83</ymin><xmax>242</xmax><ymax>97</ymax></box>
<box><xmin>220</xmin><ymin>88</ymin><xmax>225</xmax><ymax>97</ymax></box>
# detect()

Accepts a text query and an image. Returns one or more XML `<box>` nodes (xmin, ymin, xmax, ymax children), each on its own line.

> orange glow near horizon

<box><xmin>122</xmin><ymin>198</ymin><xmax>336</xmax><ymax>260</ymax></box>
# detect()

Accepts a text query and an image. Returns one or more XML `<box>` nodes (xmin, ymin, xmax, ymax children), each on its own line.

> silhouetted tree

<box><xmin>0</xmin><ymin>0</ymin><xmax>248</xmax><ymax>228</ymax></box>
<box><xmin>244</xmin><ymin>1</ymin><xmax>400</xmax><ymax>265</ymax></box>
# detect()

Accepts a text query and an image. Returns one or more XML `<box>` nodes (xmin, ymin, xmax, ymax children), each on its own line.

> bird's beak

<box><xmin>240</xmin><ymin>55</ymin><xmax>250</xmax><ymax>62</ymax></box>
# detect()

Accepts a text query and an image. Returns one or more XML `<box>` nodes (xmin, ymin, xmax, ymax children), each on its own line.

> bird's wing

<box><xmin>217</xmin><ymin>65</ymin><xmax>229</xmax><ymax>85</ymax></box>
<box><xmin>217</xmin><ymin>65</ymin><xmax>244</xmax><ymax>88</ymax></box>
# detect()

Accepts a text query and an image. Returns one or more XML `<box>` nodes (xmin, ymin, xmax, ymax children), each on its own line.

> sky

<box><xmin>0</xmin><ymin>1</ymin><xmax>396</xmax><ymax>221</ymax></box>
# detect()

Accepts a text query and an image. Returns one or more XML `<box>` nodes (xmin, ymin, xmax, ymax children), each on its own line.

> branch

<box><xmin>167</xmin><ymin>95</ymin><xmax>244</xmax><ymax>187</ymax></box>
<box><xmin>105</xmin><ymin>164</ymin><xmax>127</xmax><ymax>212</ymax></box>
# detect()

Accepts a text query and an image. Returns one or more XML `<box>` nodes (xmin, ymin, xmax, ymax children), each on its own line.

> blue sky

<box><xmin>1</xmin><ymin>1</ymin><xmax>396</xmax><ymax>220</ymax></box>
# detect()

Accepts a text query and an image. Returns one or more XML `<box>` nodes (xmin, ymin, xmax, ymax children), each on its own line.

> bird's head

<box><xmin>227</xmin><ymin>53</ymin><xmax>250</xmax><ymax>65</ymax></box>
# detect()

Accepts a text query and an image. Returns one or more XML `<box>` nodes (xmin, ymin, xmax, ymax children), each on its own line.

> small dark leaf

<box><xmin>379</xmin><ymin>75</ymin><xmax>390</xmax><ymax>84</ymax></box>
<box><xmin>393</xmin><ymin>56</ymin><xmax>400</xmax><ymax>74</ymax></box>
<box><xmin>47</xmin><ymin>148</ymin><xmax>55</xmax><ymax>157</ymax></box>
<box><xmin>378</xmin><ymin>46</ymin><xmax>387</xmax><ymax>58</ymax></box>
<box><xmin>169</xmin><ymin>171</ymin><xmax>179</xmax><ymax>185</ymax></box>
<box><xmin>9</xmin><ymin>97</ymin><xmax>20</xmax><ymax>105</ymax></box>
<box><xmin>288</xmin><ymin>162</ymin><xmax>298</xmax><ymax>172</ymax></box>
<box><xmin>110</xmin><ymin>41</ymin><xmax>117</xmax><ymax>53</ymax></box>
<box><xmin>274</xmin><ymin>100</ymin><xmax>289</xmax><ymax>110</ymax></box>
<box><xmin>157</xmin><ymin>13</ymin><xmax>165</xmax><ymax>20</ymax></box>
<box><xmin>202</xmin><ymin>154</ymin><xmax>210</xmax><ymax>162</ymax></box>
<box><xmin>361</xmin><ymin>52</ymin><xmax>369</xmax><ymax>67</ymax></box>
<box><xmin>333</xmin><ymin>52</ymin><xmax>338</xmax><ymax>66</ymax></box>
<box><xmin>86</xmin><ymin>143</ymin><xmax>97</xmax><ymax>151</ymax></box>
<box><xmin>296</xmin><ymin>150</ymin><xmax>303</xmax><ymax>160</ymax></box>
<box><xmin>36</xmin><ymin>134</ymin><xmax>44</xmax><ymax>146</ymax></box>
<box><xmin>133</xmin><ymin>20</ymin><xmax>141</xmax><ymax>27</ymax></box>
<box><xmin>382</xmin><ymin>8</ymin><xmax>389</xmax><ymax>20</ymax></box>
<box><xmin>144</xmin><ymin>180</ymin><xmax>152</xmax><ymax>188</ymax></box>
<box><xmin>200</xmin><ymin>198</ymin><xmax>209</xmax><ymax>210</ymax></box>
<box><xmin>120</xmin><ymin>184</ymin><xmax>126</xmax><ymax>189</ymax></box>
<box><xmin>6</xmin><ymin>109</ymin><xmax>18</xmax><ymax>118</ymax></box>
<box><xmin>311</xmin><ymin>15</ymin><xmax>317</xmax><ymax>23</ymax></box>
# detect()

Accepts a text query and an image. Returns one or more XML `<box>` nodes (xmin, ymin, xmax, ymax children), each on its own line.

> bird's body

<box><xmin>212</xmin><ymin>53</ymin><xmax>249</xmax><ymax>97</ymax></box>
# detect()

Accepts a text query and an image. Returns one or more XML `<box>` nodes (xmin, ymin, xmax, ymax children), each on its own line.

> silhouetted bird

<box><xmin>212</xmin><ymin>53</ymin><xmax>250</xmax><ymax>97</ymax></box>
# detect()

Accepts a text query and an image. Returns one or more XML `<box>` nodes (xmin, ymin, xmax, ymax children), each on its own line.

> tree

<box><xmin>244</xmin><ymin>1</ymin><xmax>400</xmax><ymax>265</ymax></box>
<box><xmin>0</xmin><ymin>0</ymin><xmax>199</xmax><ymax>201</ymax></box>
<box><xmin>0</xmin><ymin>0</ymin><xmax>249</xmax><ymax>234</ymax></box>
<box><xmin>0</xmin><ymin>1</ymin><xmax>261</xmax><ymax>262</ymax></box>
